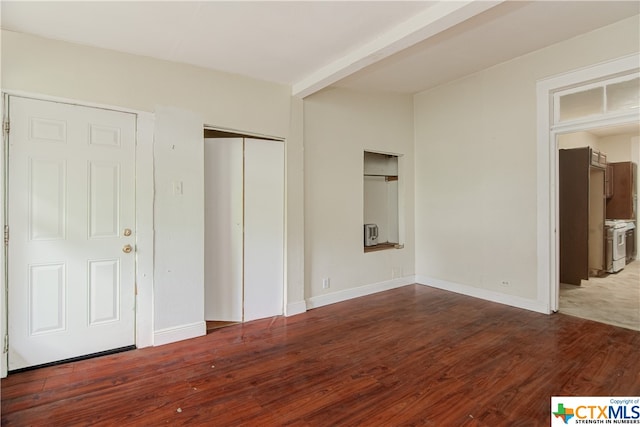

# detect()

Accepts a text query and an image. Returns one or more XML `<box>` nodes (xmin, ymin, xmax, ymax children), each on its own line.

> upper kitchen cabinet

<box><xmin>606</xmin><ymin>161</ymin><xmax>638</xmax><ymax>220</ymax></box>
<box><xmin>605</xmin><ymin>164</ymin><xmax>614</xmax><ymax>199</ymax></box>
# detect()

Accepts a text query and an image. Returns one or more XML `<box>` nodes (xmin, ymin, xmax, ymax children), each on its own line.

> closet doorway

<box><xmin>203</xmin><ymin>129</ymin><xmax>284</xmax><ymax>327</ymax></box>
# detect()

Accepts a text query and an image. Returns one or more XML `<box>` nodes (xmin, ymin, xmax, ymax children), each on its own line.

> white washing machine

<box><xmin>605</xmin><ymin>220</ymin><xmax>627</xmax><ymax>273</ymax></box>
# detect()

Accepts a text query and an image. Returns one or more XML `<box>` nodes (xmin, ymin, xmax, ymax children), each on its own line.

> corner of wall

<box><xmin>1</xmin><ymin>92</ymin><xmax>6</xmax><ymax>378</ymax></box>
<box><xmin>285</xmin><ymin>96</ymin><xmax>306</xmax><ymax>312</ymax></box>
<box><xmin>306</xmin><ymin>277</ymin><xmax>415</xmax><ymax>310</ymax></box>
<box><xmin>415</xmin><ymin>276</ymin><xmax>549</xmax><ymax>314</ymax></box>
<box><xmin>285</xmin><ymin>300</ymin><xmax>307</xmax><ymax>317</ymax></box>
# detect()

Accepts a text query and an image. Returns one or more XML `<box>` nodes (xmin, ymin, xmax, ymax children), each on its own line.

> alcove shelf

<box><xmin>364</xmin><ymin>242</ymin><xmax>398</xmax><ymax>253</ymax></box>
<box><xmin>363</xmin><ymin>151</ymin><xmax>400</xmax><ymax>252</ymax></box>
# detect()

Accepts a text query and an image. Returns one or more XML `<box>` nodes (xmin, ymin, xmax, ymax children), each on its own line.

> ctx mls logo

<box><xmin>553</xmin><ymin>403</ymin><xmax>575</xmax><ymax>424</ymax></box>
<box><xmin>551</xmin><ymin>396</ymin><xmax>640</xmax><ymax>425</ymax></box>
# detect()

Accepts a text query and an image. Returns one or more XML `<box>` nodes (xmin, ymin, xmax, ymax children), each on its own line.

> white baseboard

<box><xmin>285</xmin><ymin>300</ymin><xmax>307</xmax><ymax>316</ymax></box>
<box><xmin>153</xmin><ymin>321</ymin><xmax>206</xmax><ymax>346</ymax></box>
<box><xmin>306</xmin><ymin>276</ymin><xmax>415</xmax><ymax>310</ymax></box>
<box><xmin>416</xmin><ymin>275</ymin><xmax>548</xmax><ymax>314</ymax></box>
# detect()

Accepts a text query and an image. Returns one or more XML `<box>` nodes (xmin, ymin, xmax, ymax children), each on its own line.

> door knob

<box><xmin>123</xmin><ymin>228</ymin><xmax>132</xmax><ymax>236</ymax></box>
<box><xmin>123</xmin><ymin>244</ymin><xmax>133</xmax><ymax>254</ymax></box>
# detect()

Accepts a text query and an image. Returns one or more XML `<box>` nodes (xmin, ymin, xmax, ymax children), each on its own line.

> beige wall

<box><xmin>414</xmin><ymin>15</ymin><xmax>639</xmax><ymax>302</ymax></box>
<box><xmin>1</xmin><ymin>30</ymin><xmax>291</xmax><ymax>138</ymax></box>
<box><xmin>599</xmin><ymin>133</ymin><xmax>639</xmax><ymax>163</ymax></box>
<box><xmin>1</xmin><ymin>30</ymin><xmax>305</xmax><ymax>338</ymax></box>
<box><xmin>558</xmin><ymin>131</ymin><xmax>600</xmax><ymax>151</ymax></box>
<box><xmin>304</xmin><ymin>87</ymin><xmax>415</xmax><ymax>304</ymax></box>
<box><xmin>2</xmin><ymin>11</ymin><xmax>639</xmax><ymax>341</ymax></box>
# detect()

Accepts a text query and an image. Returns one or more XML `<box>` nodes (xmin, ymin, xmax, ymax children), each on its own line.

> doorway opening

<box><xmin>538</xmin><ymin>57</ymin><xmax>640</xmax><ymax>331</ymax></box>
<box><xmin>557</xmin><ymin>123</ymin><xmax>639</xmax><ymax>330</ymax></box>
<box><xmin>203</xmin><ymin>127</ymin><xmax>285</xmax><ymax>330</ymax></box>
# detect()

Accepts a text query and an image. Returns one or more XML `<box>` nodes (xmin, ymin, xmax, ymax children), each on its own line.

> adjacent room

<box><xmin>558</xmin><ymin>124</ymin><xmax>639</xmax><ymax>330</ymax></box>
<box><xmin>1</xmin><ymin>1</ymin><xmax>639</xmax><ymax>425</ymax></box>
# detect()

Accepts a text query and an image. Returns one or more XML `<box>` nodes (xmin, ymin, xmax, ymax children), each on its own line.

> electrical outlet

<box><xmin>322</xmin><ymin>278</ymin><xmax>330</xmax><ymax>289</ymax></box>
<box><xmin>500</xmin><ymin>280</ymin><xmax>510</xmax><ymax>287</ymax></box>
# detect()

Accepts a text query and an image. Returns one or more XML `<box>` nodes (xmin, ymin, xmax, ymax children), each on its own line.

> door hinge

<box><xmin>2</xmin><ymin>121</ymin><xmax>9</xmax><ymax>135</ymax></box>
<box><xmin>3</xmin><ymin>335</ymin><xmax>8</xmax><ymax>354</ymax></box>
<box><xmin>3</xmin><ymin>226</ymin><xmax>8</xmax><ymax>247</ymax></box>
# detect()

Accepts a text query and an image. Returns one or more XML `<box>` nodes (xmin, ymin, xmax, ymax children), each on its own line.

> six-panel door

<box><xmin>8</xmin><ymin>96</ymin><xmax>136</xmax><ymax>370</ymax></box>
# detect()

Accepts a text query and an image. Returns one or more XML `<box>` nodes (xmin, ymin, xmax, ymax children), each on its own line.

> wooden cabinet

<box><xmin>559</xmin><ymin>147</ymin><xmax>606</xmax><ymax>285</ymax></box>
<box><xmin>606</xmin><ymin>161</ymin><xmax>637</xmax><ymax>220</ymax></box>
<box><xmin>590</xmin><ymin>150</ymin><xmax>607</xmax><ymax>168</ymax></box>
<box><xmin>605</xmin><ymin>164</ymin><xmax>614</xmax><ymax>199</ymax></box>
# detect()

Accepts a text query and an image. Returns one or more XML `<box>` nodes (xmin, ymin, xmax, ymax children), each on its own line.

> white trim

<box><xmin>1</xmin><ymin>89</ymin><xmax>152</xmax><ymax>116</ymax></box>
<box><xmin>551</xmin><ymin>111</ymin><xmax>640</xmax><ymax>135</ymax></box>
<box><xmin>135</xmin><ymin>113</ymin><xmax>155</xmax><ymax>348</ymax></box>
<box><xmin>285</xmin><ymin>300</ymin><xmax>307</xmax><ymax>317</ymax></box>
<box><xmin>416</xmin><ymin>276</ymin><xmax>549</xmax><ymax>314</ymax></box>
<box><xmin>306</xmin><ymin>277</ymin><xmax>414</xmax><ymax>310</ymax></box>
<box><xmin>537</xmin><ymin>54</ymin><xmax>640</xmax><ymax>95</ymax></box>
<box><xmin>203</xmin><ymin>124</ymin><xmax>284</xmax><ymax>142</ymax></box>
<box><xmin>1</xmin><ymin>94</ymin><xmax>8</xmax><ymax>378</ymax></box>
<box><xmin>536</xmin><ymin>53</ymin><xmax>640</xmax><ymax>314</ymax></box>
<box><xmin>153</xmin><ymin>321</ymin><xmax>206</xmax><ymax>346</ymax></box>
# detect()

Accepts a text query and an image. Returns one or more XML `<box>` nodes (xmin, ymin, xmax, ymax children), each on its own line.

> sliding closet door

<box><xmin>244</xmin><ymin>139</ymin><xmax>284</xmax><ymax>321</ymax></box>
<box><xmin>204</xmin><ymin>138</ymin><xmax>243</xmax><ymax>321</ymax></box>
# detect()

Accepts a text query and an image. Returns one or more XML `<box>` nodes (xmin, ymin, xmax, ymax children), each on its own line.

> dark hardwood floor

<box><xmin>2</xmin><ymin>284</ymin><xmax>639</xmax><ymax>426</ymax></box>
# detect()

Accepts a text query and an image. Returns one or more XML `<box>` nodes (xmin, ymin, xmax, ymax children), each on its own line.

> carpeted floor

<box><xmin>559</xmin><ymin>259</ymin><xmax>640</xmax><ymax>331</ymax></box>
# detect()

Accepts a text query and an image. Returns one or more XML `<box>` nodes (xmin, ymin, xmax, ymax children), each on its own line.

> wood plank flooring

<box><xmin>2</xmin><ymin>284</ymin><xmax>639</xmax><ymax>426</ymax></box>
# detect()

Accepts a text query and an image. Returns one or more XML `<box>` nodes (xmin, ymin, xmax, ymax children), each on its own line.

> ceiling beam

<box><xmin>292</xmin><ymin>0</ymin><xmax>505</xmax><ymax>98</ymax></box>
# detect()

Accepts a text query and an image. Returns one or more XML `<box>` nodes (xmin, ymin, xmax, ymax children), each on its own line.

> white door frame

<box><xmin>1</xmin><ymin>91</ymin><xmax>155</xmax><ymax>377</ymax></box>
<box><xmin>536</xmin><ymin>54</ymin><xmax>640</xmax><ymax>314</ymax></box>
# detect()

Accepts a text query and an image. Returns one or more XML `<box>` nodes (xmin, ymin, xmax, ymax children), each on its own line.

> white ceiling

<box><xmin>336</xmin><ymin>1</ymin><xmax>640</xmax><ymax>94</ymax></box>
<box><xmin>1</xmin><ymin>1</ymin><xmax>639</xmax><ymax>97</ymax></box>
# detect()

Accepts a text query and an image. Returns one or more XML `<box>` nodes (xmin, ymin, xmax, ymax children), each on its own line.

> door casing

<box><xmin>536</xmin><ymin>54</ymin><xmax>640</xmax><ymax>314</ymax></box>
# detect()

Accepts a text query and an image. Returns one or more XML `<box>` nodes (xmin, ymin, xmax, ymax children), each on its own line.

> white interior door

<box><xmin>7</xmin><ymin>96</ymin><xmax>136</xmax><ymax>370</ymax></box>
<box><xmin>204</xmin><ymin>138</ymin><xmax>243</xmax><ymax>321</ymax></box>
<box><xmin>244</xmin><ymin>138</ymin><xmax>284</xmax><ymax>321</ymax></box>
<box><xmin>204</xmin><ymin>137</ymin><xmax>284</xmax><ymax>323</ymax></box>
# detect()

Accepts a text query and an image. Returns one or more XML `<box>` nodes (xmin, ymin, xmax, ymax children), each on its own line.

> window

<box><xmin>363</xmin><ymin>151</ymin><xmax>400</xmax><ymax>252</ymax></box>
<box><xmin>559</xmin><ymin>87</ymin><xmax>604</xmax><ymax>121</ymax></box>
<box><xmin>606</xmin><ymin>77</ymin><xmax>640</xmax><ymax>113</ymax></box>
<box><xmin>555</xmin><ymin>74</ymin><xmax>639</xmax><ymax>123</ymax></box>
